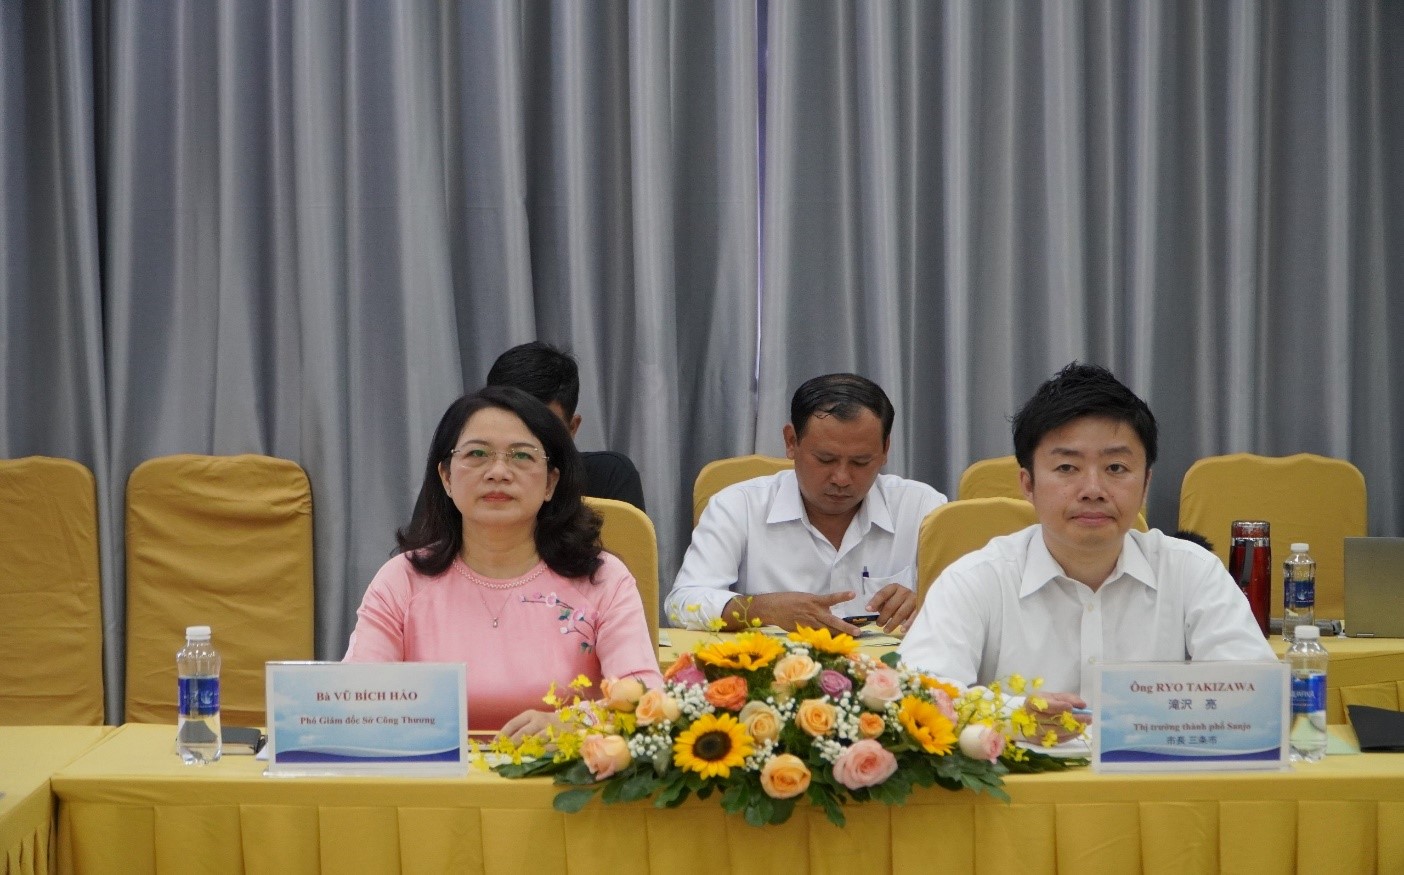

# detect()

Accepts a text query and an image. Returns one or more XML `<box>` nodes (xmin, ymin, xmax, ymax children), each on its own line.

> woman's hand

<box><xmin>499</xmin><ymin>708</ymin><xmax>565</xmax><ymax>745</ymax></box>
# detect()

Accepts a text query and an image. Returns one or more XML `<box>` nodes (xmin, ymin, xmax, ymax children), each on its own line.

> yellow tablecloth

<box><xmin>52</xmin><ymin>723</ymin><xmax>1404</xmax><ymax>874</ymax></box>
<box><xmin>663</xmin><ymin>630</ymin><xmax>1404</xmax><ymax>725</ymax></box>
<box><xmin>1</xmin><ymin>726</ymin><xmax>110</xmax><ymax>875</ymax></box>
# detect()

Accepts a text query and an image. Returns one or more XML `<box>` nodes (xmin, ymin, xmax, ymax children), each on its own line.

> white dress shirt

<box><xmin>665</xmin><ymin>471</ymin><xmax>946</xmax><ymax>629</ymax></box>
<box><xmin>899</xmin><ymin>525</ymin><xmax>1276</xmax><ymax>695</ymax></box>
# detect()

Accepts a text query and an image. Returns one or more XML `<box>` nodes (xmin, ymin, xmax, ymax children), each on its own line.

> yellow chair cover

<box><xmin>584</xmin><ymin>497</ymin><xmax>659</xmax><ymax>650</ymax></box>
<box><xmin>0</xmin><ymin>457</ymin><xmax>104</xmax><ymax>725</ymax></box>
<box><xmin>691</xmin><ymin>454</ymin><xmax>793</xmax><ymax>526</ymax></box>
<box><xmin>916</xmin><ymin>498</ymin><xmax>1039</xmax><ymax>603</ymax></box>
<box><xmin>1178</xmin><ymin>452</ymin><xmax>1367</xmax><ymax>623</ymax></box>
<box><xmin>956</xmin><ymin>454</ymin><xmax>1150</xmax><ymax>531</ymax></box>
<box><xmin>124</xmin><ymin>454</ymin><xmax>314</xmax><ymax>725</ymax></box>
<box><xmin>956</xmin><ymin>455</ymin><xmax>1025</xmax><ymax>501</ymax></box>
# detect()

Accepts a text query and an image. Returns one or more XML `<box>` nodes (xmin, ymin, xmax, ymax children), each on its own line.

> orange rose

<box><xmin>795</xmin><ymin>699</ymin><xmax>837</xmax><ymax>737</ymax></box>
<box><xmin>600</xmin><ymin>677</ymin><xmax>646</xmax><ymax>712</ymax></box>
<box><xmin>580</xmin><ymin>733</ymin><xmax>632</xmax><ymax>780</ymax></box>
<box><xmin>635</xmin><ymin>689</ymin><xmax>681</xmax><ymax>726</ymax></box>
<box><xmin>772</xmin><ymin>653</ymin><xmax>821</xmax><ymax>689</ymax></box>
<box><xmin>759</xmin><ymin>753</ymin><xmax>811</xmax><ymax>799</ymax></box>
<box><xmin>738</xmin><ymin>700</ymin><xmax>783</xmax><ymax>743</ymax></box>
<box><xmin>857</xmin><ymin>712</ymin><xmax>886</xmax><ymax>739</ymax></box>
<box><xmin>704</xmin><ymin>676</ymin><xmax>749</xmax><ymax>711</ymax></box>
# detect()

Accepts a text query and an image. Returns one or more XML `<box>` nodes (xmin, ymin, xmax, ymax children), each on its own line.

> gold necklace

<box><xmin>473</xmin><ymin>586</ymin><xmax>514</xmax><ymax>629</ymax></box>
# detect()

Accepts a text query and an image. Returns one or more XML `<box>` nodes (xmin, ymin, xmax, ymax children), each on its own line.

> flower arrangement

<box><xmin>489</xmin><ymin>627</ymin><xmax>1086</xmax><ymax>827</ymax></box>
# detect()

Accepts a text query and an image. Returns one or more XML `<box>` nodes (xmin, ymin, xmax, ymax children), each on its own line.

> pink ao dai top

<box><xmin>344</xmin><ymin>551</ymin><xmax>662</xmax><ymax>730</ymax></box>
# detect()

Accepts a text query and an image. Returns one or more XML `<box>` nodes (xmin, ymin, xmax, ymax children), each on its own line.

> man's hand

<box><xmin>498</xmin><ymin>708</ymin><xmax>565</xmax><ymax>745</ymax></box>
<box><xmin>723</xmin><ymin>591</ymin><xmax>864</xmax><ymax>636</ymax></box>
<box><xmin>1026</xmin><ymin>691</ymin><xmax>1092</xmax><ymax>744</ymax></box>
<box><xmin>866</xmin><ymin>583</ymin><xmax>918</xmax><ymax>634</ymax></box>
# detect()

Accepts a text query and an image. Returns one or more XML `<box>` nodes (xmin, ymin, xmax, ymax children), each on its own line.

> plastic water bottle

<box><xmin>176</xmin><ymin>625</ymin><xmax>222</xmax><ymax>764</ymax></box>
<box><xmin>1283</xmin><ymin>543</ymin><xmax>1316</xmax><ymax>642</ymax></box>
<box><xmin>1287</xmin><ymin>625</ymin><xmax>1328</xmax><ymax>763</ymax></box>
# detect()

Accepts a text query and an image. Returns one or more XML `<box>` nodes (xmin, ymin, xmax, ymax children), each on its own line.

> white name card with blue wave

<box><xmin>265</xmin><ymin>662</ymin><xmax>466</xmax><ymax>776</ymax></box>
<box><xmin>1092</xmin><ymin>660</ymin><xmax>1288</xmax><ymax>772</ymax></box>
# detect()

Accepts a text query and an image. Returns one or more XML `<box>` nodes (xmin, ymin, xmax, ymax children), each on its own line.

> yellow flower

<box><xmin>787</xmin><ymin>625</ymin><xmax>859</xmax><ymax>656</ymax></box>
<box><xmin>918</xmin><ymin>675</ymin><xmax>963</xmax><ymax>700</ymax></box>
<box><xmin>695</xmin><ymin>631</ymin><xmax>786</xmax><ymax>671</ymax></box>
<box><xmin>673</xmin><ymin>713</ymin><xmax>755</xmax><ymax>779</ymax></box>
<box><xmin>898</xmin><ymin>695</ymin><xmax>957</xmax><ymax>755</ymax></box>
<box><xmin>1006</xmin><ymin>674</ymin><xmax>1027</xmax><ymax>694</ymax></box>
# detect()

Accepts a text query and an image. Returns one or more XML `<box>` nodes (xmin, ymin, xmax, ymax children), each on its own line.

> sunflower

<box><xmin>917</xmin><ymin>674</ymin><xmax>963</xmax><ymax>700</ymax></box>
<box><xmin>787</xmin><ymin>625</ymin><xmax>859</xmax><ymax>657</ymax></box>
<box><xmin>897</xmin><ymin>695</ymin><xmax>957</xmax><ymax>755</ymax></box>
<box><xmin>695</xmin><ymin>631</ymin><xmax>786</xmax><ymax>671</ymax></box>
<box><xmin>673</xmin><ymin>713</ymin><xmax>755</xmax><ymax>779</ymax></box>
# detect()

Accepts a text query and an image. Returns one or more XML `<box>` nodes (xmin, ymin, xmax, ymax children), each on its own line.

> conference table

<box><xmin>0</xmin><ymin>726</ymin><xmax>110</xmax><ymax>875</ymax></box>
<box><xmin>662</xmin><ymin>628</ymin><xmax>1404</xmax><ymax>725</ymax></box>
<box><xmin>47</xmin><ymin>722</ymin><xmax>1404</xmax><ymax>874</ymax></box>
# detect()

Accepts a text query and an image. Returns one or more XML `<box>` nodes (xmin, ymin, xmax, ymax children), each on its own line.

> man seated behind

<box><xmin>486</xmin><ymin>341</ymin><xmax>645</xmax><ymax>511</ymax></box>
<box><xmin>900</xmin><ymin>362</ymin><xmax>1273</xmax><ymax>726</ymax></box>
<box><xmin>666</xmin><ymin>373</ymin><xmax>947</xmax><ymax>634</ymax></box>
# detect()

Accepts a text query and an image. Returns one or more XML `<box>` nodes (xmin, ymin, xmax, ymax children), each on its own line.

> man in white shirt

<box><xmin>900</xmin><ymin>362</ymin><xmax>1273</xmax><ymax>727</ymax></box>
<box><xmin>666</xmin><ymin>374</ymin><xmax>946</xmax><ymax>634</ymax></box>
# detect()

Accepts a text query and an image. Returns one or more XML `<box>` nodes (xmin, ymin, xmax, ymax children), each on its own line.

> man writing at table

<box><xmin>900</xmin><ymin>362</ymin><xmax>1274</xmax><ymax>730</ymax></box>
<box><xmin>666</xmin><ymin>373</ymin><xmax>946</xmax><ymax>634</ymax></box>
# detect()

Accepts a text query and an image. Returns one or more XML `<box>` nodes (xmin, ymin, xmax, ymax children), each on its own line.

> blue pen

<box><xmin>1070</xmin><ymin>708</ymin><xmax>1092</xmax><ymax>716</ymax></box>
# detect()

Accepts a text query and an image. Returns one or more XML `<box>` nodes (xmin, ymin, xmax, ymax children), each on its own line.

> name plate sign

<box><xmin>1092</xmin><ymin>660</ymin><xmax>1288</xmax><ymax>772</ymax></box>
<box><xmin>265</xmin><ymin>662</ymin><xmax>467</xmax><ymax>776</ymax></box>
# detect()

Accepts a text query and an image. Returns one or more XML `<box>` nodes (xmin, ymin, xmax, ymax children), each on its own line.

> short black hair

<box><xmin>790</xmin><ymin>373</ymin><xmax>895</xmax><ymax>443</ymax></box>
<box><xmin>485</xmin><ymin>341</ymin><xmax>581</xmax><ymax>418</ymax></box>
<box><xmin>1171</xmin><ymin>529</ymin><xmax>1215</xmax><ymax>552</ymax></box>
<box><xmin>1012</xmin><ymin>362</ymin><xmax>1158</xmax><ymax>471</ymax></box>
<box><xmin>396</xmin><ymin>385</ymin><xmax>602</xmax><ymax>580</ymax></box>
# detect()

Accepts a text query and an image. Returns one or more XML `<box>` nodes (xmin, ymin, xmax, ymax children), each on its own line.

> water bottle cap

<box><xmin>185</xmin><ymin>625</ymin><xmax>212</xmax><ymax>640</ymax></box>
<box><xmin>1290</xmin><ymin>543</ymin><xmax>1309</xmax><ymax>553</ymax></box>
<box><xmin>1294</xmin><ymin>625</ymin><xmax>1319</xmax><ymax>640</ymax></box>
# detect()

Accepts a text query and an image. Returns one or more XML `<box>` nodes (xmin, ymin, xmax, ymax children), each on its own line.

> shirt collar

<box><xmin>766</xmin><ymin>471</ymin><xmax>895</xmax><ymax>534</ymax></box>
<box><xmin>1019</xmin><ymin>527</ymin><xmax>1157</xmax><ymax>597</ymax></box>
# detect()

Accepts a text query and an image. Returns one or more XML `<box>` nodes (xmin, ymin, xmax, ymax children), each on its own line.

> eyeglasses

<box><xmin>448</xmin><ymin>445</ymin><xmax>549</xmax><ymax>471</ymax></box>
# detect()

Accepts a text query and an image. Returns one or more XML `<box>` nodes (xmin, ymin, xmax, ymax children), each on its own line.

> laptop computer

<box><xmin>1345</xmin><ymin>537</ymin><xmax>1404</xmax><ymax>638</ymax></box>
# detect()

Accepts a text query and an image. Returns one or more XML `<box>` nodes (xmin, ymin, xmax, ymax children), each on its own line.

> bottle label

<box><xmin>1290</xmin><ymin>672</ymin><xmax>1325</xmax><ymax>714</ymax></box>
<box><xmin>1290</xmin><ymin>578</ymin><xmax>1315</xmax><ymax>609</ymax></box>
<box><xmin>179</xmin><ymin>676</ymin><xmax>221</xmax><ymax>717</ymax></box>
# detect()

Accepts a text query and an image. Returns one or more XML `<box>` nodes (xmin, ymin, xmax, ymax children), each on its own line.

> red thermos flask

<box><xmin>1228</xmin><ymin>520</ymin><xmax>1272</xmax><ymax>636</ymax></box>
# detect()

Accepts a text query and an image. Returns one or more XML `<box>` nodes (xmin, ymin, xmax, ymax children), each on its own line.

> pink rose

<box><xmin>857</xmin><ymin>668</ymin><xmax>903</xmax><ymax>710</ymax></box>
<box><xmin>930</xmin><ymin>689</ymin><xmax>957</xmax><ymax>724</ymax></box>
<box><xmin>831</xmin><ymin>739</ymin><xmax>898</xmax><ymax>790</ymax></box>
<box><xmin>958</xmin><ymin>724</ymin><xmax>1006</xmax><ymax>763</ymax></box>
<box><xmin>818</xmin><ymin>669</ymin><xmax>852</xmax><ymax>698</ymax></box>
<box><xmin>580</xmin><ymin>734</ymin><xmax>632</xmax><ymax>779</ymax></box>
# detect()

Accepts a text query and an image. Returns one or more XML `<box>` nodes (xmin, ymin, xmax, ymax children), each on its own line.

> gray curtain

<box><xmin>3</xmin><ymin>0</ymin><xmax>1401</xmax><ymax>724</ymax></box>
<box><xmin>758</xmin><ymin>0</ymin><xmax>1403</xmax><ymax>538</ymax></box>
<box><xmin>4</xmin><ymin>0</ymin><xmax>758</xmax><ymax>721</ymax></box>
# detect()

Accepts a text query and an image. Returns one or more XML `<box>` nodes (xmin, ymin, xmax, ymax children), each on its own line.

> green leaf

<box><xmin>743</xmin><ymin>795</ymin><xmax>773</xmax><ymax>828</ymax></box>
<box><xmin>553</xmin><ymin>788</ymin><xmax>598</xmax><ymax>813</ymax></box>
<box><xmin>554</xmin><ymin>760</ymin><xmax>599</xmax><ymax>786</ymax></box>
<box><xmin>720</xmin><ymin>781</ymin><xmax>749</xmax><ymax>813</ymax></box>
<box><xmin>879</xmin><ymin>651</ymin><xmax>901</xmax><ymax>668</ymax></box>
<box><xmin>768</xmin><ymin>797</ymin><xmax>796</xmax><ymax>825</ymax></box>
<box><xmin>617</xmin><ymin>771</ymin><xmax>660</xmax><ymax>803</ymax></box>
<box><xmin>807</xmin><ymin>784</ymin><xmax>846</xmax><ymax>828</ymax></box>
